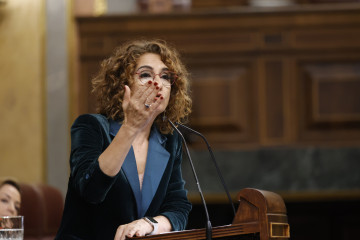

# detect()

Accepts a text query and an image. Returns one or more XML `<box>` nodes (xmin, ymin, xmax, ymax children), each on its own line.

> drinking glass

<box><xmin>0</xmin><ymin>216</ymin><xmax>24</xmax><ymax>240</ymax></box>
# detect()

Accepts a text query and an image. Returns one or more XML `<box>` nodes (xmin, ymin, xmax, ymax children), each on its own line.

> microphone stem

<box><xmin>168</xmin><ymin>120</ymin><xmax>212</xmax><ymax>240</ymax></box>
<box><xmin>176</xmin><ymin>122</ymin><xmax>236</xmax><ymax>218</ymax></box>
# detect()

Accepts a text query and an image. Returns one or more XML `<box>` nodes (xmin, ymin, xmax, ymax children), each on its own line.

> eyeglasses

<box><xmin>135</xmin><ymin>69</ymin><xmax>177</xmax><ymax>87</ymax></box>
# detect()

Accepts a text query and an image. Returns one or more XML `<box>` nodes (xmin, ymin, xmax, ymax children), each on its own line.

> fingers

<box><xmin>131</xmin><ymin>81</ymin><xmax>153</xmax><ymax>101</ymax></box>
<box><xmin>146</xmin><ymin>83</ymin><xmax>162</xmax><ymax>106</ymax></box>
<box><xmin>132</xmin><ymin>81</ymin><xmax>161</xmax><ymax>109</ymax></box>
<box><xmin>114</xmin><ymin>225</ymin><xmax>123</xmax><ymax>240</ymax></box>
<box><xmin>114</xmin><ymin>219</ymin><xmax>151</xmax><ymax>240</ymax></box>
<box><xmin>143</xmin><ymin>84</ymin><xmax>164</xmax><ymax>112</ymax></box>
<box><xmin>125</xmin><ymin>81</ymin><xmax>163</xmax><ymax>115</ymax></box>
<box><xmin>114</xmin><ymin>225</ymin><xmax>133</xmax><ymax>240</ymax></box>
<box><xmin>121</xmin><ymin>80</ymin><xmax>164</xmax><ymax>131</ymax></box>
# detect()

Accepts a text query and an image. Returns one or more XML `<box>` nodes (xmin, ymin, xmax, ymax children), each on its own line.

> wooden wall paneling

<box><xmin>257</xmin><ymin>28</ymin><xmax>290</xmax><ymax>149</ymax></box>
<box><xmin>75</xmin><ymin>3</ymin><xmax>360</xmax><ymax>148</ymax></box>
<box><xmin>258</xmin><ymin>56</ymin><xmax>294</xmax><ymax>146</ymax></box>
<box><xmin>296</xmin><ymin>55</ymin><xmax>360</xmax><ymax>144</ymax></box>
<box><xmin>100</xmin><ymin>26</ymin><xmax>259</xmax><ymax>56</ymax></box>
<box><xmin>257</xmin><ymin>57</ymin><xmax>267</xmax><ymax>146</ymax></box>
<box><xmin>190</xmin><ymin>69</ymin><xmax>242</xmax><ymax>126</ymax></box>
<box><xmin>80</xmin><ymin>36</ymin><xmax>110</xmax><ymax>58</ymax></box>
<box><xmin>163</xmin><ymin>30</ymin><xmax>258</xmax><ymax>54</ymax></box>
<box><xmin>310</xmin><ymin>65</ymin><xmax>360</xmax><ymax>123</ymax></box>
<box><xmin>264</xmin><ymin>59</ymin><xmax>284</xmax><ymax>139</ymax></box>
<box><xmin>260</xmin><ymin>30</ymin><xmax>290</xmax><ymax>50</ymax></box>
<box><xmin>289</xmin><ymin>28</ymin><xmax>360</xmax><ymax>51</ymax></box>
<box><xmin>187</xmin><ymin>56</ymin><xmax>259</xmax><ymax>147</ymax></box>
<box><xmin>191</xmin><ymin>0</ymin><xmax>247</xmax><ymax>8</ymax></box>
<box><xmin>258</xmin><ymin>58</ymin><xmax>285</xmax><ymax>144</ymax></box>
<box><xmin>79</xmin><ymin>60</ymin><xmax>101</xmax><ymax>114</ymax></box>
<box><xmin>286</xmin><ymin>56</ymin><xmax>298</xmax><ymax>143</ymax></box>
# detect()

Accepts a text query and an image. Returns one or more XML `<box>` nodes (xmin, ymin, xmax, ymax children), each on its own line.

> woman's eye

<box><xmin>161</xmin><ymin>73</ymin><xmax>171</xmax><ymax>81</ymax></box>
<box><xmin>1</xmin><ymin>198</ymin><xmax>8</xmax><ymax>203</ymax></box>
<box><xmin>140</xmin><ymin>72</ymin><xmax>152</xmax><ymax>78</ymax></box>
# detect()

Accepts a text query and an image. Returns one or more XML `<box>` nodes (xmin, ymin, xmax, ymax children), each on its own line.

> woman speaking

<box><xmin>56</xmin><ymin>39</ymin><xmax>192</xmax><ymax>240</ymax></box>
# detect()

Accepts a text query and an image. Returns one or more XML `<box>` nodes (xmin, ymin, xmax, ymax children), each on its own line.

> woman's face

<box><xmin>132</xmin><ymin>53</ymin><xmax>172</xmax><ymax>114</ymax></box>
<box><xmin>0</xmin><ymin>184</ymin><xmax>21</xmax><ymax>216</ymax></box>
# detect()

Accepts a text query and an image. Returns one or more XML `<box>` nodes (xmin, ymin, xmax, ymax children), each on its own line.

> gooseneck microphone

<box><xmin>175</xmin><ymin>122</ymin><xmax>236</xmax><ymax>218</ymax></box>
<box><xmin>168</xmin><ymin>119</ymin><xmax>212</xmax><ymax>240</ymax></box>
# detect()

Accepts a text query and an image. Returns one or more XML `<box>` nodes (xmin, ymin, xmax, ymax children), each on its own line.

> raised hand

<box><xmin>121</xmin><ymin>81</ymin><xmax>164</xmax><ymax>134</ymax></box>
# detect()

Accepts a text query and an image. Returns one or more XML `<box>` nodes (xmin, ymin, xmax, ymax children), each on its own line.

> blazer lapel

<box><xmin>109</xmin><ymin>120</ymin><xmax>142</xmax><ymax>218</ymax></box>
<box><xmin>140</xmin><ymin>127</ymin><xmax>170</xmax><ymax>217</ymax></box>
<box><xmin>109</xmin><ymin>120</ymin><xmax>170</xmax><ymax>218</ymax></box>
<box><xmin>122</xmin><ymin>148</ymin><xmax>143</xmax><ymax>219</ymax></box>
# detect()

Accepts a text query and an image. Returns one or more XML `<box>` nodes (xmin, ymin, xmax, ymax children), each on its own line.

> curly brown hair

<box><xmin>92</xmin><ymin>39</ymin><xmax>192</xmax><ymax>134</ymax></box>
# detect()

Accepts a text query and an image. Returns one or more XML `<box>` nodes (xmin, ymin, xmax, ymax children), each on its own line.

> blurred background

<box><xmin>1</xmin><ymin>0</ymin><xmax>360</xmax><ymax>239</ymax></box>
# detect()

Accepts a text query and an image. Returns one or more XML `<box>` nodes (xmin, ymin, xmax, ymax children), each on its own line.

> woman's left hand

<box><xmin>114</xmin><ymin>218</ymin><xmax>153</xmax><ymax>240</ymax></box>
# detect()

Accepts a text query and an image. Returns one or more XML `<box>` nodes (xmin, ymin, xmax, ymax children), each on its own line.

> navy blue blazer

<box><xmin>55</xmin><ymin>114</ymin><xmax>191</xmax><ymax>240</ymax></box>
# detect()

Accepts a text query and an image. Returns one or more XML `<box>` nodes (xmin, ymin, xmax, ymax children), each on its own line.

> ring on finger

<box><xmin>145</xmin><ymin>103</ymin><xmax>151</xmax><ymax>108</ymax></box>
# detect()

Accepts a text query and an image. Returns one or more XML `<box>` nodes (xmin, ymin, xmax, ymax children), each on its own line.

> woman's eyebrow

<box><xmin>136</xmin><ymin>65</ymin><xmax>153</xmax><ymax>71</ymax></box>
<box><xmin>0</xmin><ymin>193</ymin><xmax>10</xmax><ymax>200</ymax></box>
<box><xmin>4</xmin><ymin>193</ymin><xmax>11</xmax><ymax>199</ymax></box>
<box><xmin>136</xmin><ymin>65</ymin><xmax>169</xmax><ymax>72</ymax></box>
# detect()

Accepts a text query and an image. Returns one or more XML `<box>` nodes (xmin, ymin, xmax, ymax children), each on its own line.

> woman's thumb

<box><xmin>122</xmin><ymin>85</ymin><xmax>131</xmax><ymax>109</ymax></box>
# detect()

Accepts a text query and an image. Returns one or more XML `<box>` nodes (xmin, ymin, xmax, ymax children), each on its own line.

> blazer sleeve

<box><xmin>159</xmin><ymin>134</ymin><xmax>192</xmax><ymax>231</ymax></box>
<box><xmin>69</xmin><ymin>114</ymin><xmax>117</xmax><ymax>204</ymax></box>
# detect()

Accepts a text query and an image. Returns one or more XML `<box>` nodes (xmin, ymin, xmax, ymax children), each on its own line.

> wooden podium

<box><xmin>127</xmin><ymin>188</ymin><xmax>290</xmax><ymax>240</ymax></box>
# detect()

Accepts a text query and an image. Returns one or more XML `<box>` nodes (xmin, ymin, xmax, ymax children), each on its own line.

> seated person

<box><xmin>0</xmin><ymin>179</ymin><xmax>21</xmax><ymax>216</ymax></box>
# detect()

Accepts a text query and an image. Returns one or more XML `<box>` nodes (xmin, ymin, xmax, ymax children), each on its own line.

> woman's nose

<box><xmin>153</xmin><ymin>75</ymin><xmax>163</xmax><ymax>88</ymax></box>
<box><xmin>7</xmin><ymin>204</ymin><xmax>16</xmax><ymax>216</ymax></box>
